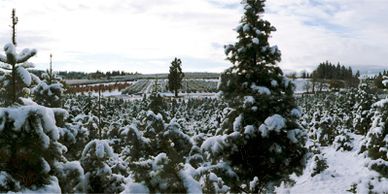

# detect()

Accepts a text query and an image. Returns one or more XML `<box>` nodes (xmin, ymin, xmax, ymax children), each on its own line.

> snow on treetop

<box><xmin>200</xmin><ymin>135</ymin><xmax>227</xmax><ymax>156</ymax></box>
<box><xmin>152</xmin><ymin>153</ymin><xmax>168</xmax><ymax>171</ymax></box>
<box><xmin>235</xmin><ymin>24</ymin><xmax>243</xmax><ymax>32</ymax></box>
<box><xmin>265</xmin><ymin>114</ymin><xmax>286</xmax><ymax>131</ymax></box>
<box><xmin>17</xmin><ymin>66</ymin><xmax>32</xmax><ymax>86</ymax></box>
<box><xmin>291</xmin><ymin>108</ymin><xmax>302</xmax><ymax>118</ymax></box>
<box><xmin>123</xmin><ymin>182</ymin><xmax>150</xmax><ymax>193</ymax></box>
<box><xmin>244</xmin><ymin>125</ymin><xmax>256</xmax><ymax>136</ymax></box>
<box><xmin>271</xmin><ymin>80</ymin><xmax>278</xmax><ymax>87</ymax></box>
<box><xmin>370</xmin><ymin>127</ymin><xmax>383</xmax><ymax>135</ymax></box>
<box><xmin>4</xmin><ymin>43</ymin><xmax>16</xmax><ymax>58</ymax></box>
<box><xmin>243</xmin><ymin>96</ymin><xmax>255</xmax><ymax>107</ymax></box>
<box><xmin>251</xmin><ymin>83</ymin><xmax>271</xmax><ymax>95</ymax></box>
<box><xmin>287</xmin><ymin>129</ymin><xmax>303</xmax><ymax>143</ymax></box>
<box><xmin>224</xmin><ymin>44</ymin><xmax>234</xmax><ymax>55</ymax></box>
<box><xmin>270</xmin><ymin>45</ymin><xmax>278</xmax><ymax>55</ymax></box>
<box><xmin>243</xmin><ymin>24</ymin><xmax>250</xmax><ymax>32</ymax></box>
<box><xmin>82</xmin><ymin>139</ymin><xmax>114</xmax><ymax>159</ymax></box>
<box><xmin>252</xmin><ymin>38</ymin><xmax>260</xmax><ymax>45</ymax></box>
<box><xmin>0</xmin><ymin>43</ymin><xmax>37</xmax><ymax>64</ymax></box>
<box><xmin>259</xmin><ymin>114</ymin><xmax>286</xmax><ymax>137</ymax></box>
<box><xmin>244</xmin><ymin>4</ymin><xmax>252</xmax><ymax>10</ymax></box>
<box><xmin>146</xmin><ymin>110</ymin><xmax>163</xmax><ymax>121</ymax></box>
<box><xmin>372</xmin><ymin>98</ymin><xmax>388</xmax><ymax>108</ymax></box>
<box><xmin>120</xmin><ymin>123</ymin><xmax>151</xmax><ymax>145</ymax></box>
<box><xmin>17</xmin><ymin>48</ymin><xmax>37</xmax><ymax>63</ymax></box>
<box><xmin>0</xmin><ymin>105</ymin><xmax>60</xmax><ymax>144</ymax></box>
<box><xmin>382</xmin><ymin>79</ymin><xmax>388</xmax><ymax>87</ymax></box>
<box><xmin>233</xmin><ymin>114</ymin><xmax>243</xmax><ymax>131</ymax></box>
<box><xmin>179</xmin><ymin>164</ymin><xmax>202</xmax><ymax>194</ymax></box>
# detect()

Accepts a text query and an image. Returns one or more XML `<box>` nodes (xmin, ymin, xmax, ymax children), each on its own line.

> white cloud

<box><xmin>265</xmin><ymin>0</ymin><xmax>388</xmax><ymax>73</ymax></box>
<box><xmin>0</xmin><ymin>0</ymin><xmax>387</xmax><ymax>73</ymax></box>
<box><xmin>0</xmin><ymin>0</ymin><xmax>241</xmax><ymax>73</ymax></box>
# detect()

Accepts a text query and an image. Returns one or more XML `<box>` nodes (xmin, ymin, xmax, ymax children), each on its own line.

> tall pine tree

<box><xmin>167</xmin><ymin>58</ymin><xmax>184</xmax><ymax>97</ymax></box>
<box><xmin>216</xmin><ymin>0</ymin><xmax>306</xmax><ymax>191</ymax></box>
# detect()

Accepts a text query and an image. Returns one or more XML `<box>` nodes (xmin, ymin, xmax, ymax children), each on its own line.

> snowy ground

<box><xmin>276</xmin><ymin>135</ymin><xmax>388</xmax><ymax>194</ymax></box>
<box><xmin>73</xmin><ymin>78</ymin><xmax>309</xmax><ymax>98</ymax></box>
<box><xmin>114</xmin><ymin>92</ymin><xmax>218</xmax><ymax>101</ymax></box>
<box><xmin>292</xmin><ymin>78</ymin><xmax>309</xmax><ymax>94</ymax></box>
<box><xmin>82</xmin><ymin>89</ymin><xmax>122</xmax><ymax>97</ymax></box>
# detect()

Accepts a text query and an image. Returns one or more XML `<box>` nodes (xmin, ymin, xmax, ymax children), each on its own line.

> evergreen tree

<box><xmin>353</xmin><ymin>82</ymin><xmax>377</xmax><ymax>135</ymax></box>
<box><xmin>148</xmin><ymin>79</ymin><xmax>166</xmax><ymax>115</ymax></box>
<box><xmin>360</xmin><ymin>99</ymin><xmax>388</xmax><ymax>178</ymax></box>
<box><xmin>121</xmin><ymin>111</ymin><xmax>196</xmax><ymax>193</ymax></box>
<box><xmin>355</xmin><ymin>70</ymin><xmax>360</xmax><ymax>78</ymax></box>
<box><xmin>214</xmin><ymin>0</ymin><xmax>306</xmax><ymax>191</ymax></box>
<box><xmin>0</xmin><ymin>9</ymin><xmax>40</xmax><ymax>106</ymax></box>
<box><xmin>80</xmin><ymin>140</ymin><xmax>125</xmax><ymax>193</ymax></box>
<box><xmin>0</xmin><ymin>105</ymin><xmax>68</xmax><ymax>192</ymax></box>
<box><xmin>32</xmin><ymin>54</ymin><xmax>64</xmax><ymax>108</ymax></box>
<box><xmin>0</xmin><ymin>10</ymin><xmax>81</xmax><ymax>192</ymax></box>
<box><xmin>168</xmin><ymin>58</ymin><xmax>184</xmax><ymax>97</ymax></box>
<box><xmin>0</xmin><ymin>46</ymin><xmax>38</xmax><ymax>105</ymax></box>
<box><xmin>374</xmin><ymin>73</ymin><xmax>384</xmax><ymax>89</ymax></box>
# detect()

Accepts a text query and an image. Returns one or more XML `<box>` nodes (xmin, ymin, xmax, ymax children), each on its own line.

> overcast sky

<box><xmin>0</xmin><ymin>0</ymin><xmax>387</xmax><ymax>74</ymax></box>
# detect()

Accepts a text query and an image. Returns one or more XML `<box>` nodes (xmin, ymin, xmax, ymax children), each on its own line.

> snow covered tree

<box><xmin>353</xmin><ymin>82</ymin><xmax>377</xmax><ymax>135</ymax></box>
<box><xmin>333</xmin><ymin>126</ymin><xmax>353</xmax><ymax>151</ymax></box>
<box><xmin>80</xmin><ymin>140</ymin><xmax>125</xmax><ymax>193</ymax></box>
<box><xmin>0</xmin><ymin>106</ymin><xmax>67</xmax><ymax>192</ymax></box>
<box><xmin>0</xmin><ymin>10</ymin><xmax>39</xmax><ymax>106</ymax></box>
<box><xmin>121</xmin><ymin>111</ymin><xmax>198</xmax><ymax>193</ymax></box>
<box><xmin>32</xmin><ymin>54</ymin><xmax>64</xmax><ymax>108</ymax></box>
<box><xmin>360</xmin><ymin>99</ymin><xmax>388</xmax><ymax>177</ymax></box>
<box><xmin>310</xmin><ymin>153</ymin><xmax>329</xmax><ymax>177</ymax></box>
<box><xmin>215</xmin><ymin>0</ymin><xmax>306</xmax><ymax>191</ymax></box>
<box><xmin>305</xmin><ymin>140</ymin><xmax>329</xmax><ymax>177</ymax></box>
<box><xmin>53</xmin><ymin>161</ymin><xmax>86</xmax><ymax>193</ymax></box>
<box><xmin>168</xmin><ymin>58</ymin><xmax>184</xmax><ymax>97</ymax></box>
<box><xmin>148</xmin><ymin>79</ymin><xmax>167</xmax><ymax>118</ymax></box>
<box><xmin>0</xmin><ymin>43</ymin><xmax>38</xmax><ymax>106</ymax></box>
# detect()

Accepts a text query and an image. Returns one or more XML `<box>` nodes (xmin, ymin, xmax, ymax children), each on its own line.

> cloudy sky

<box><xmin>0</xmin><ymin>0</ymin><xmax>387</xmax><ymax>74</ymax></box>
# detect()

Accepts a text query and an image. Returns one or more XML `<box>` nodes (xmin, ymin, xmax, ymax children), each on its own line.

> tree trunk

<box><xmin>12</xmin><ymin>63</ymin><xmax>16</xmax><ymax>104</ymax></box>
<box><xmin>174</xmin><ymin>89</ymin><xmax>178</xmax><ymax>97</ymax></box>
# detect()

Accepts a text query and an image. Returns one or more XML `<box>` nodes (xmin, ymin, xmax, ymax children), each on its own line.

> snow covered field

<box><xmin>82</xmin><ymin>78</ymin><xmax>306</xmax><ymax>98</ymax></box>
<box><xmin>276</xmin><ymin>135</ymin><xmax>388</xmax><ymax>194</ymax></box>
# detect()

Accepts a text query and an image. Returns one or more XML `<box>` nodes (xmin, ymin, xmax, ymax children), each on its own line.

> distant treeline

<box><xmin>29</xmin><ymin>70</ymin><xmax>141</xmax><ymax>80</ymax></box>
<box><xmin>29</xmin><ymin>70</ymin><xmax>220</xmax><ymax>80</ymax></box>
<box><xmin>310</xmin><ymin>61</ymin><xmax>360</xmax><ymax>89</ymax></box>
<box><xmin>311</xmin><ymin>61</ymin><xmax>359</xmax><ymax>80</ymax></box>
<box><xmin>59</xmin><ymin>71</ymin><xmax>141</xmax><ymax>79</ymax></box>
